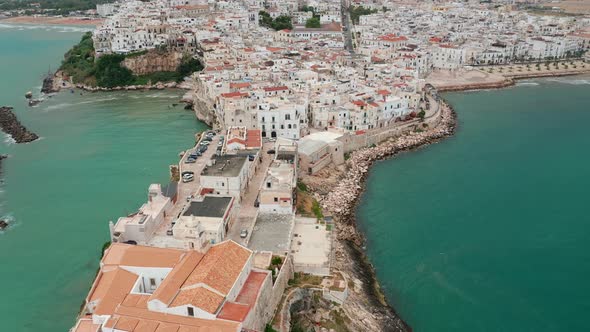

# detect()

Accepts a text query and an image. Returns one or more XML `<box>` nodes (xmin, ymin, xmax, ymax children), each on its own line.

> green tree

<box><xmin>94</xmin><ymin>54</ymin><xmax>134</xmax><ymax>88</ymax></box>
<box><xmin>305</xmin><ymin>17</ymin><xmax>320</xmax><ymax>28</ymax></box>
<box><xmin>418</xmin><ymin>110</ymin><xmax>426</xmax><ymax>120</ymax></box>
<box><xmin>271</xmin><ymin>15</ymin><xmax>293</xmax><ymax>30</ymax></box>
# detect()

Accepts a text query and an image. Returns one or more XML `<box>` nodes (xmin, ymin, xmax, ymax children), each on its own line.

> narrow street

<box><xmin>226</xmin><ymin>141</ymin><xmax>275</xmax><ymax>245</ymax></box>
<box><xmin>341</xmin><ymin>0</ymin><xmax>354</xmax><ymax>53</ymax></box>
<box><xmin>154</xmin><ymin>132</ymin><xmax>221</xmax><ymax>236</ymax></box>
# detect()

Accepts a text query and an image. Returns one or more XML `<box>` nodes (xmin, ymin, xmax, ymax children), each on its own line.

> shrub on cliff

<box><xmin>60</xmin><ymin>32</ymin><xmax>96</xmax><ymax>84</ymax></box>
<box><xmin>95</xmin><ymin>54</ymin><xmax>135</xmax><ymax>88</ymax></box>
<box><xmin>176</xmin><ymin>56</ymin><xmax>203</xmax><ymax>81</ymax></box>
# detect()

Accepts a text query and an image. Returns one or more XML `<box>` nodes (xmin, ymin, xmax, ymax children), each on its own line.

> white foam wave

<box><xmin>544</xmin><ymin>77</ymin><xmax>590</xmax><ymax>85</ymax></box>
<box><xmin>0</xmin><ymin>214</ymin><xmax>18</xmax><ymax>234</ymax></box>
<box><xmin>3</xmin><ymin>133</ymin><xmax>16</xmax><ymax>145</ymax></box>
<box><xmin>516</xmin><ymin>82</ymin><xmax>540</xmax><ymax>87</ymax></box>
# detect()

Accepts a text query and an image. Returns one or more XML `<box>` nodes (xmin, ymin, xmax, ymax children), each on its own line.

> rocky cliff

<box><xmin>0</xmin><ymin>106</ymin><xmax>39</xmax><ymax>143</ymax></box>
<box><xmin>185</xmin><ymin>79</ymin><xmax>218</xmax><ymax>128</ymax></box>
<box><xmin>122</xmin><ymin>51</ymin><xmax>184</xmax><ymax>75</ymax></box>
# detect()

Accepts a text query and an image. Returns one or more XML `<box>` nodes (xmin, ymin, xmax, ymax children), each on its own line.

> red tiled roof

<box><xmin>352</xmin><ymin>100</ymin><xmax>366</xmax><ymax>107</ymax></box>
<box><xmin>221</xmin><ymin>91</ymin><xmax>248</xmax><ymax>98</ymax></box>
<box><xmin>230</xmin><ymin>82</ymin><xmax>250</xmax><ymax>89</ymax></box>
<box><xmin>379</xmin><ymin>34</ymin><xmax>407</xmax><ymax>42</ymax></box>
<box><xmin>246</xmin><ymin>130</ymin><xmax>262</xmax><ymax>148</ymax></box>
<box><xmin>263</xmin><ymin>86</ymin><xmax>288</xmax><ymax>92</ymax></box>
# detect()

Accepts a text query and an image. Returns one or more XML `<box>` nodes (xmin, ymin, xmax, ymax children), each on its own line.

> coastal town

<box><xmin>23</xmin><ymin>0</ymin><xmax>588</xmax><ymax>331</ymax></box>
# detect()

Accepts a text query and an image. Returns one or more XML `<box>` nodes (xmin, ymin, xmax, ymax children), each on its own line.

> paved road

<box><xmin>226</xmin><ymin>141</ymin><xmax>275</xmax><ymax>245</ymax></box>
<box><xmin>154</xmin><ymin>131</ymin><xmax>221</xmax><ymax>236</ymax></box>
<box><xmin>341</xmin><ymin>0</ymin><xmax>354</xmax><ymax>53</ymax></box>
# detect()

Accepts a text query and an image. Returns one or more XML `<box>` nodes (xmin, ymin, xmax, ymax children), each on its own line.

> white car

<box><xmin>200</xmin><ymin>141</ymin><xmax>210</xmax><ymax>146</ymax></box>
<box><xmin>182</xmin><ymin>173</ymin><xmax>194</xmax><ymax>183</ymax></box>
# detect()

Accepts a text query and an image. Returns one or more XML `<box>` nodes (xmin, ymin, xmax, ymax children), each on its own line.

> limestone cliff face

<box><xmin>186</xmin><ymin>79</ymin><xmax>218</xmax><ymax>128</ymax></box>
<box><xmin>122</xmin><ymin>51</ymin><xmax>184</xmax><ymax>75</ymax></box>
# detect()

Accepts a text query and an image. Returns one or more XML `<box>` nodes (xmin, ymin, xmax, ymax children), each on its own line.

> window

<box><xmin>187</xmin><ymin>307</ymin><xmax>194</xmax><ymax>316</ymax></box>
<box><xmin>274</xmin><ymin>197</ymin><xmax>278</xmax><ymax>202</ymax></box>
<box><xmin>149</xmin><ymin>278</ymin><xmax>156</xmax><ymax>287</ymax></box>
<box><xmin>285</xmin><ymin>114</ymin><xmax>291</xmax><ymax>120</ymax></box>
<box><xmin>267</xmin><ymin>182</ymin><xmax>271</xmax><ymax>188</ymax></box>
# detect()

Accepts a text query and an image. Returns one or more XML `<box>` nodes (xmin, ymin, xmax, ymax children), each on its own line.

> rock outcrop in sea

<box><xmin>0</xmin><ymin>106</ymin><xmax>39</xmax><ymax>143</ymax></box>
<box><xmin>41</xmin><ymin>74</ymin><xmax>57</xmax><ymax>94</ymax></box>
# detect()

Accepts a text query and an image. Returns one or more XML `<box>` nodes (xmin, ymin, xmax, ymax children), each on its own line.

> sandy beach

<box><xmin>427</xmin><ymin>61</ymin><xmax>590</xmax><ymax>92</ymax></box>
<box><xmin>0</xmin><ymin>16</ymin><xmax>103</xmax><ymax>26</ymax></box>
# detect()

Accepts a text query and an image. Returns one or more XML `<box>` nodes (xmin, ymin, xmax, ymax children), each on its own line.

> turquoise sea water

<box><xmin>357</xmin><ymin>78</ymin><xmax>590</xmax><ymax>332</ymax></box>
<box><xmin>0</xmin><ymin>24</ymin><xmax>206</xmax><ymax>331</ymax></box>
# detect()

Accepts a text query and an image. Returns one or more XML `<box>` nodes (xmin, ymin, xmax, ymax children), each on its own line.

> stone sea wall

<box><xmin>306</xmin><ymin>98</ymin><xmax>457</xmax><ymax>332</ymax></box>
<box><xmin>0</xmin><ymin>106</ymin><xmax>39</xmax><ymax>143</ymax></box>
<box><xmin>322</xmin><ymin>100</ymin><xmax>456</xmax><ymax>222</ymax></box>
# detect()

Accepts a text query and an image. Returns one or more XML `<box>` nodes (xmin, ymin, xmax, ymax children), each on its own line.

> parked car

<box><xmin>181</xmin><ymin>171</ymin><xmax>194</xmax><ymax>176</ymax></box>
<box><xmin>240</xmin><ymin>229</ymin><xmax>248</xmax><ymax>238</ymax></box>
<box><xmin>182</xmin><ymin>173</ymin><xmax>194</xmax><ymax>183</ymax></box>
<box><xmin>204</xmin><ymin>136</ymin><xmax>212</xmax><ymax>142</ymax></box>
<box><xmin>166</xmin><ymin>228</ymin><xmax>173</xmax><ymax>236</ymax></box>
<box><xmin>185</xmin><ymin>157</ymin><xmax>196</xmax><ymax>163</ymax></box>
<box><xmin>200</xmin><ymin>141</ymin><xmax>210</xmax><ymax>146</ymax></box>
<box><xmin>267</xmin><ymin>149</ymin><xmax>276</xmax><ymax>154</ymax></box>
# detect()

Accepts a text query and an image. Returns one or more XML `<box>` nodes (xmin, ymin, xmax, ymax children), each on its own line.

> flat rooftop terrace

<box><xmin>248</xmin><ymin>213</ymin><xmax>294</xmax><ymax>255</ymax></box>
<box><xmin>201</xmin><ymin>155</ymin><xmax>247</xmax><ymax>177</ymax></box>
<box><xmin>183</xmin><ymin>196</ymin><xmax>232</xmax><ymax>218</ymax></box>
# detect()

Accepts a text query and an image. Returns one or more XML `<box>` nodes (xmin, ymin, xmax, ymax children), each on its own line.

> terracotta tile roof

<box><xmin>263</xmin><ymin>86</ymin><xmax>288</xmax><ymax>92</ymax></box>
<box><xmin>378</xmin><ymin>34</ymin><xmax>407</xmax><ymax>42</ymax></box>
<box><xmin>245</xmin><ymin>130</ymin><xmax>261</xmax><ymax>148</ymax></box>
<box><xmin>218</xmin><ymin>271</ymin><xmax>268</xmax><ymax>322</ymax></box>
<box><xmin>150</xmin><ymin>251</ymin><xmax>204</xmax><ymax>306</ymax></box>
<box><xmin>220</xmin><ymin>92</ymin><xmax>248</xmax><ymax>98</ymax></box>
<box><xmin>377</xmin><ymin>89</ymin><xmax>391</xmax><ymax>96</ymax></box>
<box><xmin>134</xmin><ymin>319</ymin><xmax>160</xmax><ymax>332</ymax></box>
<box><xmin>154</xmin><ymin>323</ymin><xmax>180</xmax><ymax>332</ymax></box>
<box><xmin>115</xmin><ymin>316</ymin><xmax>140</xmax><ymax>331</ymax></box>
<box><xmin>182</xmin><ymin>241</ymin><xmax>251</xmax><ymax>295</ymax></box>
<box><xmin>216</xmin><ymin>302</ymin><xmax>250</xmax><ymax>322</ymax></box>
<box><xmin>90</xmin><ymin>267</ymin><xmax>138</xmax><ymax>315</ymax></box>
<box><xmin>170</xmin><ymin>287</ymin><xmax>225</xmax><ymax>314</ymax></box>
<box><xmin>72</xmin><ymin>318</ymin><xmax>100</xmax><ymax>332</ymax></box>
<box><xmin>352</xmin><ymin>100</ymin><xmax>367</xmax><ymax>107</ymax></box>
<box><xmin>123</xmin><ymin>294</ymin><xmax>150</xmax><ymax>309</ymax></box>
<box><xmin>102</xmin><ymin>243</ymin><xmax>184</xmax><ymax>268</ymax></box>
<box><xmin>229</xmin><ymin>82</ymin><xmax>250</xmax><ymax>89</ymax></box>
<box><xmin>114</xmin><ymin>306</ymin><xmax>239</xmax><ymax>332</ymax></box>
<box><xmin>235</xmin><ymin>271</ymin><xmax>267</xmax><ymax>305</ymax></box>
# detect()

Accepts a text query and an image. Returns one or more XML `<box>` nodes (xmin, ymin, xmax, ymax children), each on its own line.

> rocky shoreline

<box><xmin>307</xmin><ymin>99</ymin><xmax>457</xmax><ymax>331</ymax></box>
<box><xmin>0</xmin><ymin>106</ymin><xmax>39</xmax><ymax>143</ymax></box>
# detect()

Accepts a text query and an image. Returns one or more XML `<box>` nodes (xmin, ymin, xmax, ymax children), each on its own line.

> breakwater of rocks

<box><xmin>322</xmin><ymin>100</ymin><xmax>457</xmax><ymax>224</ymax></box>
<box><xmin>0</xmin><ymin>106</ymin><xmax>39</xmax><ymax>143</ymax></box>
<box><xmin>316</xmin><ymin>99</ymin><xmax>457</xmax><ymax>331</ymax></box>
